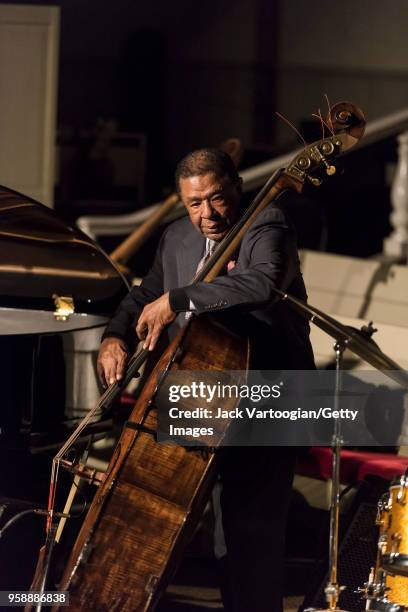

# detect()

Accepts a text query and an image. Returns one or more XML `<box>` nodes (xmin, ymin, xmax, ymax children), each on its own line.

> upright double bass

<box><xmin>32</xmin><ymin>102</ymin><xmax>365</xmax><ymax>611</ymax></box>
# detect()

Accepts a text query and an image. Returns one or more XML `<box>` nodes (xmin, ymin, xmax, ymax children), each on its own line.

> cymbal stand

<box><xmin>306</xmin><ymin>339</ymin><xmax>350</xmax><ymax>612</ymax></box>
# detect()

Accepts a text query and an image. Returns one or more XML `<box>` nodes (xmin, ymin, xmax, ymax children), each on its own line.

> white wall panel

<box><xmin>0</xmin><ymin>4</ymin><xmax>59</xmax><ymax>206</ymax></box>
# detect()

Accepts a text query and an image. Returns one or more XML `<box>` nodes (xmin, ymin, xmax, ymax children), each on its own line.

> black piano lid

<box><xmin>0</xmin><ymin>184</ymin><xmax>129</xmax><ymax>333</ymax></box>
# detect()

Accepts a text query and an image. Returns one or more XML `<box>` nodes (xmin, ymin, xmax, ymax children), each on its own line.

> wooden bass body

<box><xmin>56</xmin><ymin>315</ymin><xmax>249</xmax><ymax>611</ymax></box>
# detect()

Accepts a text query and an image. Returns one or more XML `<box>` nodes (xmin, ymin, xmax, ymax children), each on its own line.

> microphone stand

<box><xmin>305</xmin><ymin>339</ymin><xmax>350</xmax><ymax>612</ymax></box>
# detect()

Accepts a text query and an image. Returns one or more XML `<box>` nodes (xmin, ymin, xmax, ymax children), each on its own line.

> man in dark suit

<box><xmin>97</xmin><ymin>148</ymin><xmax>315</xmax><ymax>611</ymax></box>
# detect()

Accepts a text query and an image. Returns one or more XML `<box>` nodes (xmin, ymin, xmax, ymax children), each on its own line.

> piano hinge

<box><xmin>53</xmin><ymin>294</ymin><xmax>75</xmax><ymax>320</ymax></box>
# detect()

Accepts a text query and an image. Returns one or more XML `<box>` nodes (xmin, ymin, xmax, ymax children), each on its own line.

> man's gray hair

<box><xmin>175</xmin><ymin>148</ymin><xmax>240</xmax><ymax>192</ymax></box>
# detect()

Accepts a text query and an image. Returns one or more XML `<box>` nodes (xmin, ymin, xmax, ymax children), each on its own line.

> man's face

<box><xmin>179</xmin><ymin>172</ymin><xmax>241</xmax><ymax>242</ymax></box>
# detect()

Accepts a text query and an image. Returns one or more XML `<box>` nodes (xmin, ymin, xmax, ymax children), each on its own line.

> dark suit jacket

<box><xmin>103</xmin><ymin>203</ymin><xmax>315</xmax><ymax>370</ymax></box>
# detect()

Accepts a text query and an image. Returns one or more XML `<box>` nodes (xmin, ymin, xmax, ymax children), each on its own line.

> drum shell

<box><xmin>381</xmin><ymin>480</ymin><xmax>408</xmax><ymax>578</ymax></box>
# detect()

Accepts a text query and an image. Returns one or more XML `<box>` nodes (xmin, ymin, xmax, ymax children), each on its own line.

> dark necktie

<box><xmin>185</xmin><ymin>239</ymin><xmax>217</xmax><ymax>319</ymax></box>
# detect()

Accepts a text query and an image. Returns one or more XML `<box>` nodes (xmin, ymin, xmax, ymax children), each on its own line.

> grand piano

<box><xmin>0</xmin><ymin>184</ymin><xmax>128</xmax><ymax>489</ymax></box>
<box><xmin>0</xmin><ymin>184</ymin><xmax>128</xmax><ymax>588</ymax></box>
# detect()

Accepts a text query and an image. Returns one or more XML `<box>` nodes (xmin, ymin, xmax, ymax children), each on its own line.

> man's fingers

<box><xmin>105</xmin><ymin>359</ymin><xmax>118</xmax><ymax>386</ymax></box>
<box><xmin>137</xmin><ymin>295</ymin><xmax>175</xmax><ymax>347</ymax></box>
<box><xmin>142</xmin><ymin>322</ymin><xmax>153</xmax><ymax>350</ymax></box>
<box><xmin>142</xmin><ymin>319</ymin><xmax>155</xmax><ymax>350</ymax></box>
<box><xmin>109</xmin><ymin>350</ymin><xmax>127</xmax><ymax>383</ymax></box>
<box><xmin>115</xmin><ymin>352</ymin><xmax>127</xmax><ymax>381</ymax></box>
<box><xmin>149</xmin><ymin>322</ymin><xmax>163</xmax><ymax>351</ymax></box>
<box><xmin>97</xmin><ymin>356</ymin><xmax>116</xmax><ymax>387</ymax></box>
<box><xmin>97</xmin><ymin>344</ymin><xmax>128</xmax><ymax>387</ymax></box>
<box><xmin>97</xmin><ymin>361</ymin><xmax>107</xmax><ymax>388</ymax></box>
<box><xmin>136</xmin><ymin>319</ymin><xmax>148</xmax><ymax>340</ymax></box>
<box><xmin>144</xmin><ymin>321</ymin><xmax>162</xmax><ymax>351</ymax></box>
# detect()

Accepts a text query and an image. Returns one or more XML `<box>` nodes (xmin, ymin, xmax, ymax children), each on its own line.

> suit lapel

<box><xmin>177</xmin><ymin>227</ymin><xmax>205</xmax><ymax>286</ymax></box>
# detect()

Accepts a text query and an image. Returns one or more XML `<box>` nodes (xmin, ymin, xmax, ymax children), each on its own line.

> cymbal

<box><xmin>276</xmin><ymin>289</ymin><xmax>408</xmax><ymax>390</ymax></box>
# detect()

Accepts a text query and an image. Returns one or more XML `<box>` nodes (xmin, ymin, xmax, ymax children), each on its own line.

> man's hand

<box><xmin>136</xmin><ymin>292</ymin><xmax>176</xmax><ymax>351</ymax></box>
<box><xmin>97</xmin><ymin>337</ymin><xmax>128</xmax><ymax>387</ymax></box>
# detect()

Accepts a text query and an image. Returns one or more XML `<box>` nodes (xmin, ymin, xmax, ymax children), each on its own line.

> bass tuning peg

<box><xmin>307</xmin><ymin>175</ymin><xmax>322</xmax><ymax>187</ymax></box>
<box><xmin>321</xmin><ymin>155</ymin><xmax>336</xmax><ymax>175</ymax></box>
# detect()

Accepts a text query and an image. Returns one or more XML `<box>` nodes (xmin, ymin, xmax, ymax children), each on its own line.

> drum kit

<box><xmin>360</xmin><ymin>475</ymin><xmax>408</xmax><ymax>611</ymax></box>
<box><xmin>277</xmin><ymin>291</ymin><xmax>408</xmax><ymax>612</ymax></box>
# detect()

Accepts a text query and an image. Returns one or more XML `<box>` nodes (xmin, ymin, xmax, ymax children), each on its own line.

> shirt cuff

<box><xmin>169</xmin><ymin>287</ymin><xmax>190</xmax><ymax>312</ymax></box>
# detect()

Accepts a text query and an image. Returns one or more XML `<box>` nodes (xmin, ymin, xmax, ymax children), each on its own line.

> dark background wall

<box><xmin>2</xmin><ymin>0</ymin><xmax>408</xmax><ymax>204</ymax></box>
<box><xmin>3</xmin><ymin>0</ymin><xmax>280</xmax><ymax>199</ymax></box>
<box><xmin>276</xmin><ymin>0</ymin><xmax>408</xmax><ymax>144</ymax></box>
